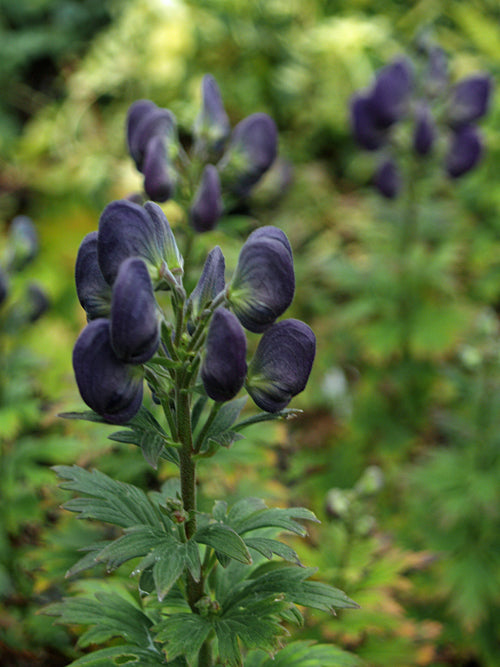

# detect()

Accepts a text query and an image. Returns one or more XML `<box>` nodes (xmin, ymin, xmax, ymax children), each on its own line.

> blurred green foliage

<box><xmin>1</xmin><ymin>0</ymin><xmax>500</xmax><ymax>664</ymax></box>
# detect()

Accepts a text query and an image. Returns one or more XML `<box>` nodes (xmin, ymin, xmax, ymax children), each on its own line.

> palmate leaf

<box><xmin>154</xmin><ymin>613</ymin><xmax>212</xmax><ymax>666</ymax></box>
<box><xmin>67</xmin><ymin>645</ymin><xmax>169</xmax><ymax>667</ymax></box>
<box><xmin>244</xmin><ymin>537</ymin><xmax>301</xmax><ymax>565</ymax></box>
<box><xmin>225</xmin><ymin>497</ymin><xmax>319</xmax><ymax>537</ymax></box>
<box><xmin>54</xmin><ymin>465</ymin><xmax>164</xmax><ymax>529</ymax></box>
<box><xmin>199</xmin><ymin>397</ymin><xmax>247</xmax><ymax>452</ymax></box>
<box><xmin>244</xmin><ymin>640</ymin><xmax>363</xmax><ymax>667</ymax></box>
<box><xmin>46</xmin><ymin>592</ymin><xmax>155</xmax><ymax>649</ymax></box>
<box><xmin>195</xmin><ymin>523</ymin><xmax>252</xmax><ymax>565</ymax></box>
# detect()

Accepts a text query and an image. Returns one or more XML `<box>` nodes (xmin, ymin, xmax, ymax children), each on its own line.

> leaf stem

<box><xmin>194</xmin><ymin>402</ymin><xmax>222</xmax><ymax>453</ymax></box>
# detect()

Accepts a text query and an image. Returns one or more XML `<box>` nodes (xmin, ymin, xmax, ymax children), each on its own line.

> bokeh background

<box><xmin>1</xmin><ymin>0</ymin><xmax>499</xmax><ymax>665</ymax></box>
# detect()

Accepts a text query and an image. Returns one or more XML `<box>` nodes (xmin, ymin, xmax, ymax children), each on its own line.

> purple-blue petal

<box><xmin>126</xmin><ymin>99</ymin><xmax>158</xmax><ymax>167</ymax></box>
<box><xmin>413</xmin><ymin>104</ymin><xmax>435</xmax><ymax>156</ymax></box>
<box><xmin>373</xmin><ymin>158</ymin><xmax>402</xmax><ymax>199</ymax></box>
<box><xmin>110</xmin><ymin>257</ymin><xmax>159</xmax><ymax>364</ymax></box>
<box><xmin>446</xmin><ymin>125</ymin><xmax>483</xmax><ymax>178</ymax></box>
<box><xmin>448</xmin><ymin>75</ymin><xmax>492</xmax><ymax>127</ymax></box>
<box><xmin>73</xmin><ymin>319</ymin><xmax>144</xmax><ymax>424</ymax></box>
<box><xmin>201</xmin><ymin>308</ymin><xmax>247</xmax><ymax>402</ymax></box>
<box><xmin>127</xmin><ymin>104</ymin><xmax>176</xmax><ymax>171</ymax></box>
<box><xmin>26</xmin><ymin>283</ymin><xmax>49</xmax><ymax>323</ymax></box>
<box><xmin>75</xmin><ymin>232</ymin><xmax>112</xmax><ymax>319</ymax></box>
<box><xmin>247</xmin><ymin>319</ymin><xmax>316</xmax><ymax>413</ymax></box>
<box><xmin>188</xmin><ymin>246</ymin><xmax>225</xmax><ymax>321</ymax></box>
<box><xmin>0</xmin><ymin>268</ymin><xmax>8</xmax><ymax>307</ymax></box>
<box><xmin>143</xmin><ymin>135</ymin><xmax>176</xmax><ymax>202</ymax></box>
<box><xmin>350</xmin><ymin>93</ymin><xmax>386</xmax><ymax>151</ymax></box>
<box><xmin>190</xmin><ymin>165</ymin><xmax>223</xmax><ymax>232</ymax></box>
<box><xmin>194</xmin><ymin>74</ymin><xmax>231</xmax><ymax>153</ymax></box>
<box><xmin>8</xmin><ymin>215</ymin><xmax>39</xmax><ymax>272</ymax></box>
<box><xmin>370</xmin><ymin>58</ymin><xmax>413</xmax><ymax>127</ymax></box>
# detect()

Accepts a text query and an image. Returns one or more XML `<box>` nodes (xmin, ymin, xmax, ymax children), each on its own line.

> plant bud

<box><xmin>246</xmin><ymin>319</ymin><xmax>316</xmax><ymax>413</ymax></box>
<box><xmin>350</xmin><ymin>93</ymin><xmax>386</xmax><ymax>151</ymax></box>
<box><xmin>448</xmin><ymin>74</ymin><xmax>492</xmax><ymax>127</ymax></box>
<box><xmin>26</xmin><ymin>283</ymin><xmax>49</xmax><ymax>323</ymax></box>
<box><xmin>413</xmin><ymin>104</ymin><xmax>435</xmax><ymax>156</ymax></box>
<box><xmin>0</xmin><ymin>268</ymin><xmax>8</xmax><ymax>307</ymax></box>
<box><xmin>73</xmin><ymin>319</ymin><xmax>144</xmax><ymax>424</ymax></box>
<box><xmin>219</xmin><ymin>113</ymin><xmax>278</xmax><ymax>197</ymax></box>
<box><xmin>142</xmin><ymin>135</ymin><xmax>176</xmax><ymax>202</ymax></box>
<box><xmin>190</xmin><ymin>165</ymin><xmax>223</xmax><ymax>233</ymax></box>
<box><xmin>425</xmin><ymin>46</ymin><xmax>448</xmax><ymax>96</ymax></box>
<box><xmin>370</xmin><ymin>58</ymin><xmax>413</xmax><ymax>127</ymax></box>
<box><xmin>127</xmin><ymin>102</ymin><xmax>176</xmax><ymax>171</ymax></box>
<box><xmin>201</xmin><ymin>308</ymin><xmax>247</xmax><ymax>402</ymax></box>
<box><xmin>110</xmin><ymin>257</ymin><xmax>160</xmax><ymax>364</ymax></box>
<box><xmin>75</xmin><ymin>232</ymin><xmax>112</xmax><ymax>320</ymax></box>
<box><xmin>445</xmin><ymin>125</ymin><xmax>482</xmax><ymax>178</ymax></box>
<box><xmin>126</xmin><ymin>99</ymin><xmax>157</xmax><ymax>168</ymax></box>
<box><xmin>7</xmin><ymin>215</ymin><xmax>38</xmax><ymax>272</ymax></box>
<box><xmin>373</xmin><ymin>158</ymin><xmax>401</xmax><ymax>199</ymax></box>
<box><xmin>228</xmin><ymin>226</ymin><xmax>294</xmax><ymax>333</ymax></box>
<box><xmin>98</xmin><ymin>200</ymin><xmax>182</xmax><ymax>285</ymax></box>
<box><xmin>194</xmin><ymin>74</ymin><xmax>231</xmax><ymax>155</ymax></box>
<box><xmin>188</xmin><ymin>246</ymin><xmax>225</xmax><ymax>322</ymax></box>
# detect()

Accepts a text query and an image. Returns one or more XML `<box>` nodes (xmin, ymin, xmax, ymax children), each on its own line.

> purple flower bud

<box><xmin>228</xmin><ymin>226</ymin><xmax>295</xmax><ymax>333</ymax></box>
<box><xmin>73</xmin><ymin>319</ymin><xmax>144</xmax><ymax>424</ymax></box>
<box><xmin>373</xmin><ymin>158</ymin><xmax>402</xmax><ymax>199</ymax></box>
<box><xmin>413</xmin><ymin>105</ymin><xmax>435</xmax><ymax>156</ymax></box>
<box><xmin>188</xmin><ymin>246</ymin><xmax>225</xmax><ymax>322</ymax></box>
<box><xmin>219</xmin><ymin>113</ymin><xmax>278</xmax><ymax>197</ymax></box>
<box><xmin>194</xmin><ymin>75</ymin><xmax>231</xmax><ymax>155</ymax></box>
<box><xmin>350</xmin><ymin>93</ymin><xmax>386</xmax><ymax>151</ymax></box>
<box><xmin>0</xmin><ymin>268</ymin><xmax>8</xmax><ymax>307</ymax></box>
<box><xmin>190</xmin><ymin>165</ymin><xmax>223</xmax><ymax>232</ymax></box>
<box><xmin>26</xmin><ymin>283</ymin><xmax>49</xmax><ymax>323</ymax></box>
<box><xmin>445</xmin><ymin>125</ymin><xmax>483</xmax><ymax>178</ymax></box>
<box><xmin>425</xmin><ymin>46</ymin><xmax>448</xmax><ymax>96</ymax></box>
<box><xmin>98</xmin><ymin>200</ymin><xmax>182</xmax><ymax>285</ymax></box>
<box><xmin>75</xmin><ymin>232</ymin><xmax>112</xmax><ymax>320</ymax></box>
<box><xmin>126</xmin><ymin>99</ymin><xmax>157</xmax><ymax>168</ymax></box>
<box><xmin>246</xmin><ymin>319</ymin><xmax>316</xmax><ymax>413</ymax></box>
<box><xmin>448</xmin><ymin>74</ymin><xmax>492</xmax><ymax>127</ymax></box>
<box><xmin>370</xmin><ymin>58</ymin><xmax>413</xmax><ymax>127</ymax></box>
<box><xmin>110</xmin><ymin>257</ymin><xmax>159</xmax><ymax>364</ymax></box>
<box><xmin>127</xmin><ymin>102</ymin><xmax>176</xmax><ymax>171</ymax></box>
<box><xmin>201</xmin><ymin>308</ymin><xmax>247</xmax><ymax>402</ymax></box>
<box><xmin>7</xmin><ymin>216</ymin><xmax>38</xmax><ymax>272</ymax></box>
<box><xmin>142</xmin><ymin>135</ymin><xmax>176</xmax><ymax>202</ymax></box>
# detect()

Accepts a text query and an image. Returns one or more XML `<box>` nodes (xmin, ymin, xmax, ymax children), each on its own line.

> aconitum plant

<box><xmin>126</xmin><ymin>75</ymin><xmax>278</xmax><ymax>233</ymax></box>
<box><xmin>51</xmin><ymin>191</ymin><xmax>357</xmax><ymax>663</ymax></box>
<box><xmin>350</xmin><ymin>47</ymin><xmax>492</xmax><ymax>198</ymax></box>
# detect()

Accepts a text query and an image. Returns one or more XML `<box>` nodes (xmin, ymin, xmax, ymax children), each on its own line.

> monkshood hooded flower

<box><xmin>7</xmin><ymin>215</ymin><xmax>38</xmax><ymax>272</ymax></box>
<box><xmin>75</xmin><ymin>231</ymin><xmax>112</xmax><ymax>320</ymax></box>
<box><xmin>246</xmin><ymin>319</ymin><xmax>316</xmax><ymax>413</ymax></box>
<box><xmin>227</xmin><ymin>226</ymin><xmax>294</xmax><ymax>333</ymax></box>
<box><xmin>73</xmin><ymin>319</ymin><xmax>144</xmax><ymax>424</ymax></box>
<box><xmin>373</xmin><ymin>158</ymin><xmax>401</xmax><ymax>199</ymax></box>
<box><xmin>413</xmin><ymin>104</ymin><xmax>435</xmax><ymax>156</ymax></box>
<box><xmin>193</xmin><ymin>74</ymin><xmax>231</xmax><ymax>157</ymax></box>
<box><xmin>190</xmin><ymin>165</ymin><xmax>223</xmax><ymax>233</ymax></box>
<box><xmin>98</xmin><ymin>200</ymin><xmax>182</xmax><ymax>286</ymax></box>
<box><xmin>188</xmin><ymin>246</ymin><xmax>225</xmax><ymax>323</ymax></box>
<box><xmin>445</xmin><ymin>125</ymin><xmax>483</xmax><ymax>179</ymax></box>
<box><xmin>448</xmin><ymin>74</ymin><xmax>492</xmax><ymax>128</ymax></box>
<box><xmin>201</xmin><ymin>308</ymin><xmax>247</xmax><ymax>402</ymax></box>
<box><xmin>127</xmin><ymin>101</ymin><xmax>178</xmax><ymax>202</ymax></box>
<box><xmin>110</xmin><ymin>257</ymin><xmax>160</xmax><ymax>364</ymax></box>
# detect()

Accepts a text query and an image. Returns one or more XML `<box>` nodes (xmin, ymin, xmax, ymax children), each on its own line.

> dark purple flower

<box><xmin>373</xmin><ymin>158</ymin><xmax>402</xmax><ymax>199</ymax></box>
<box><xmin>7</xmin><ymin>215</ymin><xmax>38</xmax><ymax>272</ymax></box>
<box><xmin>127</xmin><ymin>102</ymin><xmax>176</xmax><ymax>170</ymax></box>
<box><xmin>228</xmin><ymin>226</ymin><xmax>295</xmax><ymax>333</ymax></box>
<box><xmin>75</xmin><ymin>232</ymin><xmax>112</xmax><ymax>320</ymax></box>
<box><xmin>126</xmin><ymin>99</ymin><xmax>157</xmax><ymax>168</ymax></box>
<box><xmin>446</xmin><ymin>125</ymin><xmax>483</xmax><ymax>178</ymax></box>
<box><xmin>98</xmin><ymin>200</ymin><xmax>182</xmax><ymax>285</ymax></box>
<box><xmin>190</xmin><ymin>165</ymin><xmax>223</xmax><ymax>232</ymax></box>
<box><xmin>110</xmin><ymin>257</ymin><xmax>159</xmax><ymax>364</ymax></box>
<box><xmin>370</xmin><ymin>58</ymin><xmax>413</xmax><ymax>127</ymax></box>
<box><xmin>201</xmin><ymin>308</ymin><xmax>247</xmax><ymax>402</ymax></box>
<box><xmin>219</xmin><ymin>113</ymin><xmax>278</xmax><ymax>197</ymax></box>
<box><xmin>188</xmin><ymin>246</ymin><xmax>225</xmax><ymax>322</ymax></box>
<box><xmin>73</xmin><ymin>319</ymin><xmax>144</xmax><ymax>424</ymax></box>
<box><xmin>194</xmin><ymin>74</ymin><xmax>230</xmax><ymax>155</ymax></box>
<box><xmin>246</xmin><ymin>319</ymin><xmax>316</xmax><ymax>413</ymax></box>
<box><xmin>425</xmin><ymin>46</ymin><xmax>448</xmax><ymax>96</ymax></box>
<box><xmin>448</xmin><ymin>74</ymin><xmax>492</xmax><ymax>127</ymax></box>
<box><xmin>350</xmin><ymin>93</ymin><xmax>386</xmax><ymax>151</ymax></box>
<box><xmin>413</xmin><ymin>105</ymin><xmax>435</xmax><ymax>156</ymax></box>
<box><xmin>142</xmin><ymin>135</ymin><xmax>176</xmax><ymax>202</ymax></box>
<box><xmin>0</xmin><ymin>268</ymin><xmax>8</xmax><ymax>307</ymax></box>
<box><xmin>26</xmin><ymin>283</ymin><xmax>49</xmax><ymax>323</ymax></box>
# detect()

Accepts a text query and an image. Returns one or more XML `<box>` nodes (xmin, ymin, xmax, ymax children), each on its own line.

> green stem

<box><xmin>198</xmin><ymin>639</ymin><xmax>213</xmax><ymax>667</ymax></box>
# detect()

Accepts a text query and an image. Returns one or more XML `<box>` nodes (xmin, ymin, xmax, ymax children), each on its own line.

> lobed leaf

<box><xmin>195</xmin><ymin>523</ymin><xmax>252</xmax><ymax>565</ymax></box>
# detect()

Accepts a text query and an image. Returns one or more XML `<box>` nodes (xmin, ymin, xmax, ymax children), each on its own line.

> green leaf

<box><xmin>207</xmin><ymin>430</ymin><xmax>244</xmax><ymax>449</ymax></box>
<box><xmin>195</xmin><ymin>523</ymin><xmax>252</xmax><ymax>565</ymax></box>
<box><xmin>96</xmin><ymin>527</ymin><xmax>165</xmax><ymax>571</ymax></box>
<box><xmin>227</xmin><ymin>500</ymin><xmax>319</xmax><ymax>537</ymax></box>
<box><xmin>185</xmin><ymin>539</ymin><xmax>202</xmax><ymax>582</ymax></box>
<box><xmin>67</xmin><ymin>645</ymin><xmax>167</xmax><ymax>666</ymax></box>
<box><xmin>153</xmin><ymin>540</ymin><xmax>189</xmax><ymax>601</ymax></box>
<box><xmin>200</xmin><ymin>397</ymin><xmax>247</xmax><ymax>450</ymax></box>
<box><xmin>154</xmin><ymin>613</ymin><xmax>212</xmax><ymax>665</ymax></box>
<box><xmin>234</xmin><ymin>409</ymin><xmax>303</xmax><ymax>431</ymax></box>
<box><xmin>244</xmin><ymin>537</ymin><xmax>301</xmax><ymax>565</ymax></box>
<box><xmin>245</xmin><ymin>640</ymin><xmax>363</xmax><ymax>667</ymax></box>
<box><xmin>46</xmin><ymin>592</ymin><xmax>154</xmax><ymax>649</ymax></box>
<box><xmin>59</xmin><ymin>410</ymin><xmax>110</xmax><ymax>424</ymax></box>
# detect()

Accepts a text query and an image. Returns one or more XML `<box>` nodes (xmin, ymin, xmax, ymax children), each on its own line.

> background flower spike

<box><xmin>370</xmin><ymin>58</ymin><xmax>413</xmax><ymax>127</ymax></box>
<box><xmin>0</xmin><ymin>268</ymin><xmax>8</xmax><ymax>307</ymax></box>
<box><xmin>448</xmin><ymin>74</ymin><xmax>492</xmax><ymax>128</ymax></box>
<box><xmin>7</xmin><ymin>215</ymin><xmax>38</xmax><ymax>272</ymax></box>
<box><xmin>75</xmin><ymin>231</ymin><xmax>112</xmax><ymax>320</ymax></box>
<box><xmin>446</xmin><ymin>125</ymin><xmax>483</xmax><ymax>178</ymax></box>
<box><xmin>246</xmin><ymin>318</ymin><xmax>316</xmax><ymax>413</ymax></box>
<box><xmin>73</xmin><ymin>318</ymin><xmax>144</xmax><ymax>424</ymax></box>
<box><xmin>194</xmin><ymin>74</ymin><xmax>230</xmax><ymax>156</ymax></box>
<box><xmin>190</xmin><ymin>164</ymin><xmax>223</xmax><ymax>232</ymax></box>
<box><xmin>350</xmin><ymin>93</ymin><xmax>386</xmax><ymax>151</ymax></box>
<box><xmin>201</xmin><ymin>308</ymin><xmax>247</xmax><ymax>402</ymax></box>
<box><xmin>228</xmin><ymin>226</ymin><xmax>295</xmax><ymax>333</ymax></box>
<box><xmin>373</xmin><ymin>158</ymin><xmax>402</xmax><ymax>199</ymax></box>
<box><xmin>413</xmin><ymin>104</ymin><xmax>435</xmax><ymax>156</ymax></box>
<box><xmin>110</xmin><ymin>257</ymin><xmax>160</xmax><ymax>364</ymax></box>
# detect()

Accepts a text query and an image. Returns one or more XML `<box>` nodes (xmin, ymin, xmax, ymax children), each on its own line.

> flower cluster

<box><xmin>350</xmin><ymin>47</ymin><xmax>492</xmax><ymax>198</ymax></box>
<box><xmin>73</xmin><ymin>200</ymin><xmax>315</xmax><ymax>424</ymax></box>
<box><xmin>0</xmin><ymin>215</ymin><xmax>49</xmax><ymax>324</ymax></box>
<box><xmin>126</xmin><ymin>75</ymin><xmax>278</xmax><ymax>232</ymax></box>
